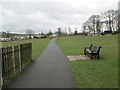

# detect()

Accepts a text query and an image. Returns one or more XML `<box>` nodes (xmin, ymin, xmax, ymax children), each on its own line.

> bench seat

<box><xmin>84</xmin><ymin>44</ymin><xmax>101</xmax><ymax>59</ymax></box>
<box><xmin>85</xmin><ymin>49</ymin><xmax>98</xmax><ymax>53</ymax></box>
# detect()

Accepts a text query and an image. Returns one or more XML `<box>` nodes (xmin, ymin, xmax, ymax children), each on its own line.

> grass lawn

<box><xmin>56</xmin><ymin>35</ymin><xmax>118</xmax><ymax>88</ymax></box>
<box><xmin>2</xmin><ymin>38</ymin><xmax>50</xmax><ymax>60</ymax></box>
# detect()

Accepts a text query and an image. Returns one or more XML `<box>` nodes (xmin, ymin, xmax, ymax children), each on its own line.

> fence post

<box><xmin>12</xmin><ymin>46</ymin><xmax>16</xmax><ymax>77</ymax></box>
<box><xmin>14</xmin><ymin>45</ymin><xmax>21</xmax><ymax>74</ymax></box>
<box><xmin>18</xmin><ymin>45</ymin><xmax>22</xmax><ymax>72</ymax></box>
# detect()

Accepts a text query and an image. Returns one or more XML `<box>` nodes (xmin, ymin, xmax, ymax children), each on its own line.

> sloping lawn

<box><xmin>56</xmin><ymin>35</ymin><xmax>118</xmax><ymax>88</ymax></box>
<box><xmin>2</xmin><ymin>38</ymin><xmax>50</xmax><ymax>59</ymax></box>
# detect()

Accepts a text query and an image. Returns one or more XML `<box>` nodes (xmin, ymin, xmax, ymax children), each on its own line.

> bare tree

<box><xmin>57</xmin><ymin>27</ymin><xmax>62</xmax><ymax>37</ymax></box>
<box><xmin>118</xmin><ymin>2</ymin><xmax>120</xmax><ymax>34</ymax></box>
<box><xmin>74</xmin><ymin>30</ymin><xmax>78</xmax><ymax>35</ymax></box>
<box><xmin>101</xmin><ymin>9</ymin><xmax>117</xmax><ymax>31</ymax></box>
<box><xmin>113</xmin><ymin>10</ymin><xmax>118</xmax><ymax>32</ymax></box>
<box><xmin>65</xmin><ymin>28</ymin><xmax>67</xmax><ymax>35</ymax></box>
<box><xmin>47</xmin><ymin>30</ymin><xmax>52</xmax><ymax>36</ymax></box>
<box><xmin>68</xmin><ymin>27</ymin><xmax>71</xmax><ymax>35</ymax></box>
<box><xmin>41</xmin><ymin>31</ymin><xmax>44</xmax><ymax>35</ymax></box>
<box><xmin>95</xmin><ymin>15</ymin><xmax>102</xmax><ymax>34</ymax></box>
<box><xmin>82</xmin><ymin>21</ymin><xmax>90</xmax><ymax>34</ymax></box>
<box><xmin>82</xmin><ymin>24</ymin><xmax>86</xmax><ymax>33</ymax></box>
<box><xmin>26</xmin><ymin>29</ymin><xmax>34</xmax><ymax>39</ymax></box>
<box><xmin>88</xmin><ymin>15</ymin><xmax>96</xmax><ymax>34</ymax></box>
<box><xmin>82</xmin><ymin>9</ymin><xmax>118</xmax><ymax>35</ymax></box>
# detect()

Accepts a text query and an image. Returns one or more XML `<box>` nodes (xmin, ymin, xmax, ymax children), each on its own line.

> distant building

<box><xmin>52</xmin><ymin>34</ymin><xmax>57</xmax><ymax>37</ymax></box>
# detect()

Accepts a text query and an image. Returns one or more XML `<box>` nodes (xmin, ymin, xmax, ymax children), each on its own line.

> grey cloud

<box><xmin>1</xmin><ymin>0</ymin><xmax>119</xmax><ymax>33</ymax></box>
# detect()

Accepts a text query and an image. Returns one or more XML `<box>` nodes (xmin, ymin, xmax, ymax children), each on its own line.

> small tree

<box><xmin>26</xmin><ymin>29</ymin><xmax>34</xmax><ymax>39</ymax></box>
<box><xmin>74</xmin><ymin>28</ymin><xmax>78</xmax><ymax>35</ymax></box>
<box><xmin>47</xmin><ymin>30</ymin><xmax>52</xmax><ymax>36</ymax></box>
<box><xmin>74</xmin><ymin>30</ymin><xmax>78</xmax><ymax>35</ymax></box>
<box><xmin>2</xmin><ymin>32</ymin><xmax>7</xmax><ymax>38</ymax></box>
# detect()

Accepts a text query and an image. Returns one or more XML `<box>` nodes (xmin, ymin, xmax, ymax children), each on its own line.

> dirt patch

<box><xmin>67</xmin><ymin>55</ymin><xmax>90</xmax><ymax>61</ymax></box>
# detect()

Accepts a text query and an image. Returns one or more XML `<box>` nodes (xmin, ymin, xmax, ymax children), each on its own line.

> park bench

<box><xmin>84</xmin><ymin>44</ymin><xmax>102</xmax><ymax>59</ymax></box>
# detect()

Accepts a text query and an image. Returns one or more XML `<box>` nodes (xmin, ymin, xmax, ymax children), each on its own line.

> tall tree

<box><xmin>82</xmin><ymin>24</ymin><xmax>86</xmax><ymax>33</ymax></box>
<box><xmin>82</xmin><ymin>21</ymin><xmax>90</xmax><ymax>34</ymax></box>
<box><xmin>68</xmin><ymin>27</ymin><xmax>71</xmax><ymax>35</ymax></box>
<box><xmin>95</xmin><ymin>15</ymin><xmax>101</xmax><ymax>34</ymax></box>
<box><xmin>57</xmin><ymin>27</ymin><xmax>62</xmax><ymax>37</ymax></box>
<box><xmin>113</xmin><ymin>10</ymin><xmax>118</xmax><ymax>32</ymax></box>
<box><xmin>101</xmin><ymin>9</ymin><xmax>117</xmax><ymax>31</ymax></box>
<box><xmin>88</xmin><ymin>15</ymin><xmax>96</xmax><ymax>34</ymax></box>
<box><xmin>118</xmin><ymin>2</ymin><xmax>120</xmax><ymax>34</ymax></box>
<box><xmin>65</xmin><ymin>28</ymin><xmax>67</xmax><ymax>35</ymax></box>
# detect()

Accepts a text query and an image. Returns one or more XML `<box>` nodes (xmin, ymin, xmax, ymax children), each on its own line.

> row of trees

<box><xmin>56</xmin><ymin>9</ymin><xmax>118</xmax><ymax>37</ymax></box>
<box><xmin>82</xmin><ymin>9</ymin><xmax>118</xmax><ymax>34</ymax></box>
<box><xmin>56</xmin><ymin>27</ymin><xmax>80</xmax><ymax>37</ymax></box>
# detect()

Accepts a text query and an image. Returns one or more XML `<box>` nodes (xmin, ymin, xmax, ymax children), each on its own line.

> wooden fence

<box><xmin>2</xmin><ymin>43</ymin><xmax>32</xmax><ymax>86</ymax></box>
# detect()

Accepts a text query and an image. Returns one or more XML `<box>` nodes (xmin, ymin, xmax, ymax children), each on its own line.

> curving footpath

<box><xmin>4</xmin><ymin>39</ymin><xmax>75</xmax><ymax>88</ymax></box>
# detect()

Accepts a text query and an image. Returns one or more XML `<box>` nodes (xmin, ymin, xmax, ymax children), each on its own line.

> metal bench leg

<box><xmin>91</xmin><ymin>54</ymin><xmax>93</xmax><ymax>59</ymax></box>
<box><xmin>97</xmin><ymin>54</ymin><xmax>99</xmax><ymax>59</ymax></box>
<box><xmin>84</xmin><ymin>50</ymin><xmax>86</xmax><ymax>55</ymax></box>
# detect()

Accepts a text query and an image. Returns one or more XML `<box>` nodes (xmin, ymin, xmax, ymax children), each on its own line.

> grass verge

<box><xmin>56</xmin><ymin>35</ymin><xmax>118</xmax><ymax>88</ymax></box>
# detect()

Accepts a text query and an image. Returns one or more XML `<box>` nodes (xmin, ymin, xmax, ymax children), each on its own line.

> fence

<box><xmin>2</xmin><ymin>43</ymin><xmax>32</xmax><ymax>86</ymax></box>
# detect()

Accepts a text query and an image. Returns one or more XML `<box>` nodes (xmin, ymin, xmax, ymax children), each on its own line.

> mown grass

<box><xmin>2</xmin><ymin>38</ymin><xmax>50</xmax><ymax>59</ymax></box>
<box><xmin>56</xmin><ymin>35</ymin><xmax>118</xmax><ymax>88</ymax></box>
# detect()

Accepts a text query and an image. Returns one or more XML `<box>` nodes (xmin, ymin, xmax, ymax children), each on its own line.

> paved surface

<box><xmin>67</xmin><ymin>55</ymin><xmax>90</xmax><ymax>61</ymax></box>
<box><xmin>4</xmin><ymin>39</ymin><xmax>75</xmax><ymax>88</ymax></box>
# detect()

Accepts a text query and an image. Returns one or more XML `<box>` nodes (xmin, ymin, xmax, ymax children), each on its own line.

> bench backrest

<box><xmin>89</xmin><ymin>44</ymin><xmax>101</xmax><ymax>52</ymax></box>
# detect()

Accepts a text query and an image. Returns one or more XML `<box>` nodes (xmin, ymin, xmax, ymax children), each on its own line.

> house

<box><xmin>52</xmin><ymin>34</ymin><xmax>57</xmax><ymax>37</ymax></box>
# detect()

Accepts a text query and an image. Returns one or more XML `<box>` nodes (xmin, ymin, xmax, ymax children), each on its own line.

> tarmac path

<box><xmin>4</xmin><ymin>39</ymin><xmax>75</xmax><ymax>88</ymax></box>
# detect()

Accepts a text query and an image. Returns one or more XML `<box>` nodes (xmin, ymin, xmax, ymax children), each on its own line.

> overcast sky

<box><xmin>0</xmin><ymin>0</ymin><xmax>119</xmax><ymax>34</ymax></box>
